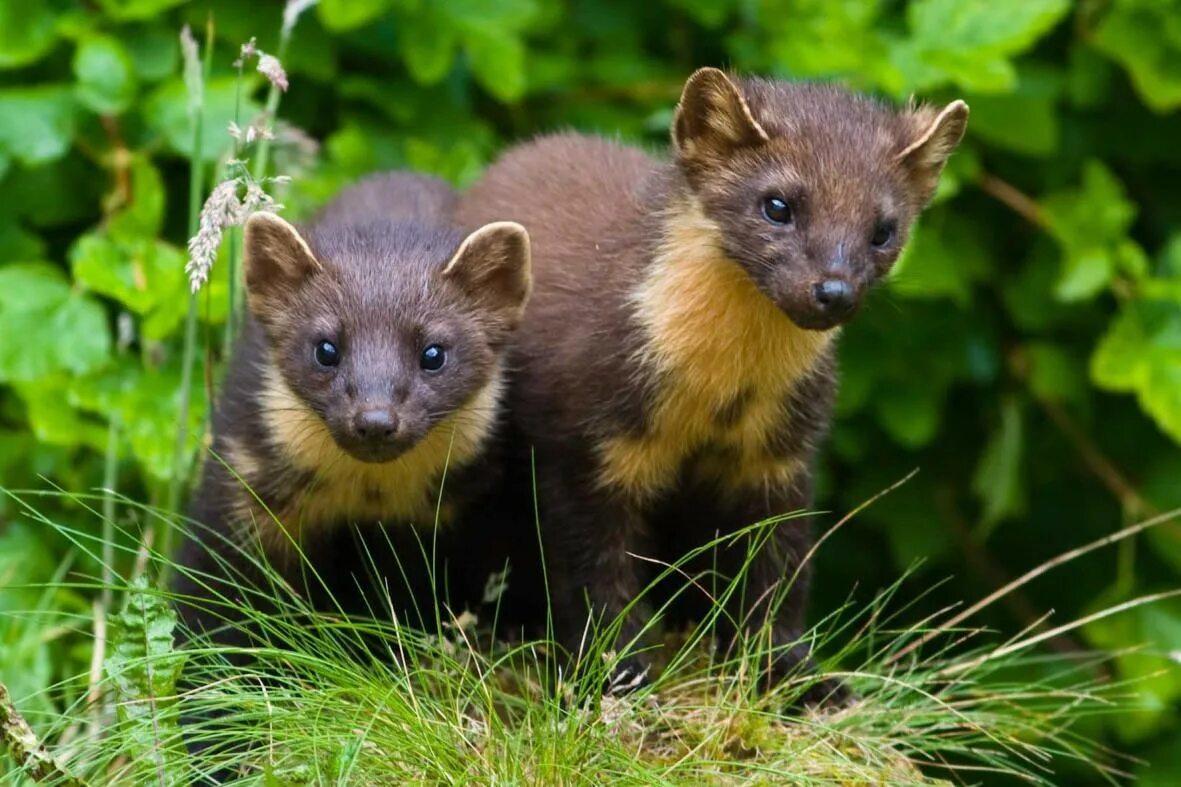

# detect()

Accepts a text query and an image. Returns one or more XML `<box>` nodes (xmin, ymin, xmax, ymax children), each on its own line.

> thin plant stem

<box><xmin>224</xmin><ymin>57</ymin><xmax>246</xmax><ymax>350</ymax></box>
<box><xmin>228</xmin><ymin>20</ymin><xmax>295</xmax><ymax>338</ymax></box>
<box><xmin>101</xmin><ymin>410</ymin><xmax>120</xmax><ymax>611</ymax></box>
<box><xmin>250</xmin><ymin>31</ymin><xmax>293</xmax><ymax>188</ymax></box>
<box><xmin>167</xmin><ymin>18</ymin><xmax>214</xmax><ymax>554</ymax></box>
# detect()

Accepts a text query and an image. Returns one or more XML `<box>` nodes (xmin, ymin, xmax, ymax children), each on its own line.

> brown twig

<box><xmin>1</xmin><ymin>682</ymin><xmax>90</xmax><ymax>787</ymax></box>
<box><xmin>99</xmin><ymin>116</ymin><xmax>133</xmax><ymax>217</ymax></box>
<box><xmin>1039</xmin><ymin>398</ymin><xmax>1157</xmax><ymax>518</ymax></box>
<box><xmin>980</xmin><ymin>174</ymin><xmax>1154</xmax><ymax>518</ymax></box>
<box><xmin>1007</xmin><ymin>347</ymin><xmax>1156</xmax><ymax>518</ymax></box>
<box><xmin>977</xmin><ymin>172</ymin><xmax>1047</xmax><ymax>229</ymax></box>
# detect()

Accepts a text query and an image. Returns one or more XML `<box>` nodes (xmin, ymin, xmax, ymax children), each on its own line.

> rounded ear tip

<box><xmin>687</xmin><ymin>65</ymin><xmax>726</xmax><ymax>80</ymax></box>
<box><xmin>468</xmin><ymin>220</ymin><xmax>531</xmax><ymax>249</ymax></box>
<box><xmin>244</xmin><ymin>211</ymin><xmax>288</xmax><ymax>231</ymax></box>
<box><xmin>683</xmin><ymin>66</ymin><xmax>730</xmax><ymax>92</ymax></box>
<box><xmin>486</xmin><ymin>220</ymin><xmax>529</xmax><ymax>237</ymax></box>
<box><xmin>949</xmin><ymin>99</ymin><xmax>970</xmax><ymax>117</ymax></box>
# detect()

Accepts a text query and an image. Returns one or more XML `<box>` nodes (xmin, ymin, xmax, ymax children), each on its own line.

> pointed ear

<box><xmin>672</xmin><ymin>67</ymin><xmax>769</xmax><ymax>161</ymax></box>
<box><xmin>897</xmin><ymin>99</ymin><xmax>969</xmax><ymax>205</ymax></box>
<box><xmin>443</xmin><ymin>221</ymin><xmax>532</xmax><ymax>331</ymax></box>
<box><xmin>243</xmin><ymin>212</ymin><xmax>320</xmax><ymax>320</ymax></box>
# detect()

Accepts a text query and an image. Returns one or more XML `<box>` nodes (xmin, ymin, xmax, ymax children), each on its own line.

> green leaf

<box><xmin>1142</xmin><ymin>455</ymin><xmax>1181</xmax><ymax>574</ymax></box>
<box><xmin>1138</xmin><ymin>738</ymin><xmax>1181</xmax><ymax>787</ymax></box>
<box><xmin>1041</xmin><ymin>160</ymin><xmax>1140</xmax><ymax>302</ymax></box>
<box><xmin>667</xmin><ymin>0</ymin><xmax>735</xmax><ymax>28</ymax></box>
<box><xmin>70</xmin><ymin>233</ymin><xmax>187</xmax><ymax>336</ymax></box>
<box><xmin>72</xmin><ymin>357</ymin><xmax>206</xmax><ymax>481</ymax></box>
<box><xmin>465</xmin><ymin>30</ymin><xmax>527</xmax><ymax>102</ymax></box>
<box><xmin>1026</xmin><ymin>342</ymin><xmax>1087</xmax><ymax>405</ymax></box>
<box><xmin>105</xmin><ymin>575</ymin><xmax>188</xmax><ymax>785</ymax></box>
<box><xmin>889</xmin><ymin>213</ymin><xmax>990</xmax><ymax>305</ymax></box>
<box><xmin>1084</xmin><ymin>591</ymin><xmax>1181</xmax><ymax>743</ymax></box>
<box><xmin>1067</xmin><ymin>43</ymin><xmax>1116</xmax><ymax>109</ymax></box>
<box><xmin>107</xmin><ymin>155</ymin><xmax>166</xmax><ymax>240</ymax></box>
<box><xmin>96</xmin><ymin>0</ymin><xmax>188</xmax><ymax>21</ymax></box>
<box><xmin>1091</xmin><ymin>299</ymin><xmax>1181</xmax><ymax>443</ymax></box>
<box><xmin>445</xmin><ymin>0</ymin><xmax>539</xmax><ymax>34</ymax></box>
<box><xmin>73</xmin><ymin>35</ymin><xmax>138</xmax><ymax>115</ymax></box>
<box><xmin>1092</xmin><ymin>0</ymin><xmax>1181</xmax><ymax>112</ymax></box>
<box><xmin>317</xmin><ymin>0</ymin><xmax>392</xmax><ymax>32</ymax></box>
<box><xmin>144</xmin><ymin>76</ymin><xmax>260</xmax><ymax>161</ymax></box>
<box><xmin>400</xmin><ymin>8</ymin><xmax>458</xmax><ymax>84</ymax></box>
<box><xmin>966</xmin><ymin>68</ymin><xmax>1062</xmax><ymax>156</ymax></box>
<box><xmin>757</xmin><ymin>0</ymin><xmax>899</xmax><ymax>93</ymax></box>
<box><xmin>972</xmin><ymin>397</ymin><xmax>1026</xmax><ymax>532</ymax></box>
<box><xmin>15</xmin><ymin>378</ymin><xmax>107</xmax><ymax>451</ymax></box>
<box><xmin>875</xmin><ymin>383</ymin><xmax>942</xmax><ymax>448</ymax></box>
<box><xmin>0</xmin><ymin>216</ymin><xmax>47</xmax><ymax>261</ymax></box>
<box><xmin>0</xmin><ymin>0</ymin><xmax>59</xmax><ymax>69</ymax></box>
<box><xmin>4</xmin><ymin>152</ymin><xmax>103</xmax><ymax>228</ymax></box>
<box><xmin>0</xmin><ymin>85</ymin><xmax>76</xmax><ymax>165</ymax></box>
<box><xmin>0</xmin><ymin>263</ymin><xmax>111</xmax><ymax>383</ymax></box>
<box><xmin>900</xmin><ymin>0</ymin><xmax>1070</xmax><ymax>93</ymax></box>
<box><xmin>125</xmin><ymin>26</ymin><xmax>180</xmax><ymax>82</ymax></box>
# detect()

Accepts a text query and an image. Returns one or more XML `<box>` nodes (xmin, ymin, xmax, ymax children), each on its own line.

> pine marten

<box><xmin>456</xmin><ymin>68</ymin><xmax>967</xmax><ymax>698</ymax></box>
<box><xmin>175</xmin><ymin>171</ymin><xmax>532</xmax><ymax>649</ymax></box>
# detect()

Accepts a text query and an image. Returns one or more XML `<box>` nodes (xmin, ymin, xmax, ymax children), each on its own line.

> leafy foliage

<box><xmin>0</xmin><ymin>0</ymin><xmax>1179</xmax><ymax>782</ymax></box>
<box><xmin>105</xmin><ymin>575</ymin><xmax>187</xmax><ymax>786</ymax></box>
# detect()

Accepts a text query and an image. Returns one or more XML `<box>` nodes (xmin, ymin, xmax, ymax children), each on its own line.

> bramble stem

<box><xmin>1</xmin><ymin>682</ymin><xmax>89</xmax><ymax>787</ymax></box>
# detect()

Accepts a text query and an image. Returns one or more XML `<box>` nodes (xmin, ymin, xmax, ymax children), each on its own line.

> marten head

<box><xmin>672</xmin><ymin>67</ymin><xmax>968</xmax><ymax>331</ymax></box>
<box><xmin>244</xmin><ymin>212</ymin><xmax>530</xmax><ymax>463</ymax></box>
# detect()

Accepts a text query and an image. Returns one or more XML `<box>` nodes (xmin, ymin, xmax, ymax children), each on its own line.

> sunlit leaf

<box><xmin>0</xmin><ymin>263</ymin><xmax>111</xmax><ymax>383</ymax></box>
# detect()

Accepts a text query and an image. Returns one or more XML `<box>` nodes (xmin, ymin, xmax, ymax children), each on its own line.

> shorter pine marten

<box><xmin>457</xmin><ymin>68</ymin><xmax>967</xmax><ymax>700</ymax></box>
<box><xmin>174</xmin><ymin>171</ymin><xmax>533</xmax><ymax>655</ymax></box>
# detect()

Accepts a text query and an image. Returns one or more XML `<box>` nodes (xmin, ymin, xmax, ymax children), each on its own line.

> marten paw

<box><xmin>604</xmin><ymin>655</ymin><xmax>651</xmax><ymax>696</ymax></box>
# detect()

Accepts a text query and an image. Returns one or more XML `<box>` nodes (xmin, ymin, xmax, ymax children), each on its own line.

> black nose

<box><xmin>812</xmin><ymin>279</ymin><xmax>855</xmax><ymax>315</ymax></box>
<box><xmin>353</xmin><ymin>409</ymin><xmax>397</xmax><ymax>440</ymax></box>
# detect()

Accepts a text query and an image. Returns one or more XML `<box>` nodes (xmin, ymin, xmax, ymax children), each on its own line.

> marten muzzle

<box><xmin>339</xmin><ymin>406</ymin><xmax>417</xmax><ymax>463</ymax></box>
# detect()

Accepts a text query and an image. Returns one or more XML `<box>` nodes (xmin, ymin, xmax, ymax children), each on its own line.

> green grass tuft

<box><xmin>2</xmin><ymin>487</ymin><xmax>1163</xmax><ymax>785</ymax></box>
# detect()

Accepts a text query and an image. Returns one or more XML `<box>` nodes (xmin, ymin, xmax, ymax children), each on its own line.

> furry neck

<box><xmin>597</xmin><ymin>195</ymin><xmax>834</xmax><ymax>501</ymax></box>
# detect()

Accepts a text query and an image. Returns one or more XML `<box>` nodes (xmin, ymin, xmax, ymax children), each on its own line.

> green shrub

<box><xmin>0</xmin><ymin>0</ymin><xmax>1179</xmax><ymax>782</ymax></box>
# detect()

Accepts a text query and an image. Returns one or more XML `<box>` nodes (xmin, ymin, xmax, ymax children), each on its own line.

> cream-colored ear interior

<box><xmin>243</xmin><ymin>212</ymin><xmax>322</xmax><ymax>317</ymax></box>
<box><xmin>896</xmin><ymin>99</ymin><xmax>970</xmax><ymax>164</ymax></box>
<box><xmin>444</xmin><ymin>220</ymin><xmax>532</xmax><ymax>316</ymax></box>
<box><xmin>672</xmin><ymin>67</ymin><xmax>769</xmax><ymax>156</ymax></box>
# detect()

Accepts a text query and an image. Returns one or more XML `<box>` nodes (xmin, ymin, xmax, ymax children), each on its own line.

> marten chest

<box><xmin>222</xmin><ymin>368</ymin><xmax>500</xmax><ymax>550</ymax></box>
<box><xmin>596</xmin><ymin>213</ymin><xmax>833</xmax><ymax>503</ymax></box>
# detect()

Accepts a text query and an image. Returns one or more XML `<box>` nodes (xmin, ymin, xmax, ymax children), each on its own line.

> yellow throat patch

<box><xmin>598</xmin><ymin>199</ymin><xmax>835</xmax><ymax>502</ymax></box>
<box><xmin>243</xmin><ymin>364</ymin><xmax>502</xmax><ymax>546</ymax></box>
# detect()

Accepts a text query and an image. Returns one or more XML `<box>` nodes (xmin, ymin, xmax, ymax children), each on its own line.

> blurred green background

<box><xmin>0</xmin><ymin>0</ymin><xmax>1179</xmax><ymax>782</ymax></box>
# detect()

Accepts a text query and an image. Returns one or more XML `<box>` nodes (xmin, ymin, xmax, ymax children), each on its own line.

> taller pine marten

<box><xmin>174</xmin><ymin>171</ymin><xmax>533</xmax><ymax>648</ymax></box>
<box><xmin>456</xmin><ymin>69</ymin><xmax>968</xmax><ymax>696</ymax></box>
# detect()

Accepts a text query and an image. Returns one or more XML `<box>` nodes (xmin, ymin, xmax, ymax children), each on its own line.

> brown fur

<box><xmin>456</xmin><ymin>69</ymin><xmax>966</xmax><ymax>695</ymax></box>
<box><xmin>175</xmin><ymin>171</ymin><xmax>533</xmax><ymax>648</ymax></box>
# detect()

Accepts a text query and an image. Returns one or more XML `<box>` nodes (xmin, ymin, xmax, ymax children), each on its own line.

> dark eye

<box><xmin>762</xmin><ymin>196</ymin><xmax>793</xmax><ymax>225</ymax></box>
<box><xmin>314</xmin><ymin>340</ymin><xmax>340</xmax><ymax>367</ymax></box>
<box><xmin>420</xmin><ymin>343</ymin><xmax>446</xmax><ymax>372</ymax></box>
<box><xmin>871</xmin><ymin>222</ymin><xmax>896</xmax><ymax>248</ymax></box>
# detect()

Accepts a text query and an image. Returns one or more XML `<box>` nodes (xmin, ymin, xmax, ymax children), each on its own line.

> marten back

<box><xmin>311</xmin><ymin>170</ymin><xmax>457</xmax><ymax>226</ymax></box>
<box><xmin>455</xmin><ymin>69</ymin><xmax>967</xmax><ymax>693</ymax></box>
